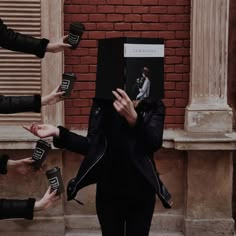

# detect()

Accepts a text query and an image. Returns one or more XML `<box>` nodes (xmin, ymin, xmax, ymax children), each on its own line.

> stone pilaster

<box><xmin>185</xmin><ymin>0</ymin><xmax>233</xmax><ymax>132</ymax></box>
<box><xmin>184</xmin><ymin>151</ymin><xmax>234</xmax><ymax>236</ymax></box>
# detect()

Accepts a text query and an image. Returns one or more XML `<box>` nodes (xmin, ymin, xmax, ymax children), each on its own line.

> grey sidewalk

<box><xmin>65</xmin><ymin>231</ymin><xmax>184</xmax><ymax>236</ymax></box>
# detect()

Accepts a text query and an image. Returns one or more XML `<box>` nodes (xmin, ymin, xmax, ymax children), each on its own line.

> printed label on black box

<box><xmin>61</xmin><ymin>79</ymin><xmax>71</xmax><ymax>90</ymax></box>
<box><xmin>49</xmin><ymin>177</ymin><xmax>59</xmax><ymax>190</ymax></box>
<box><xmin>69</xmin><ymin>33</ymin><xmax>80</xmax><ymax>44</ymax></box>
<box><xmin>33</xmin><ymin>147</ymin><xmax>45</xmax><ymax>160</ymax></box>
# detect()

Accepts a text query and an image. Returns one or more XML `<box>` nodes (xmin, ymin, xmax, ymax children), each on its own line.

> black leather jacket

<box><xmin>54</xmin><ymin>98</ymin><xmax>172</xmax><ymax>208</ymax></box>
<box><xmin>0</xmin><ymin>18</ymin><xmax>49</xmax><ymax>58</ymax></box>
<box><xmin>0</xmin><ymin>155</ymin><xmax>36</xmax><ymax>220</ymax></box>
<box><xmin>0</xmin><ymin>95</ymin><xmax>41</xmax><ymax>114</ymax></box>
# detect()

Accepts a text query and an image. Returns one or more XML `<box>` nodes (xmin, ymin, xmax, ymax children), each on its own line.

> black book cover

<box><xmin>96</xmin><ymin>37</ymin><xmax>164</xmax><ymax>100</ymax></box>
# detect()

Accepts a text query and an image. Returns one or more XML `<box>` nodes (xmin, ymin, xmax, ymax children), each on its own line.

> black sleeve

<box><xmin>0</xmin><ymin>154</ymin><xmax>9</xmax><ymax>175</ymax></box>
<box><xmin>0</xmin><ymin>18</ymin><xmax>49</xmax><ymax>58</ymax></box>
<box><xmin>0</xmin><ymin>95</ymin><xmax>41</xmax><ymax>114</ymax></box>
<box><xmin>0</xmin><ymin>198</ymin><xmax>36</xmax><ymax>220</ymax></box>
<box><xmin>135</xmin><ymin>100</ymin><xmax>165</xmax><ymax>153</ymax></box>
<box><xmin>53</xmin><ymin>126</ymin><xmax>89</xmax><ymax>156</ymax></box>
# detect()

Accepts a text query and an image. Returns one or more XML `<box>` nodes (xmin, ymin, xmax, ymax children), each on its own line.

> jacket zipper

<box><xmin>71</xmin><ymin>136</ymin><xmax>107</xmax><ymax>196</ymax></box>
<box><xmin>148</xmin><ymin>158</ymin><xmax>166</xmax><ymax>201</ymax></box>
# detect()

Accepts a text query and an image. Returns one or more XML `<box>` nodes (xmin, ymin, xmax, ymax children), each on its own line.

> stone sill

<box><xmin>0</xmin><ymin>126</ymin><xmax>236</xmax><ymax>150</ymax></box>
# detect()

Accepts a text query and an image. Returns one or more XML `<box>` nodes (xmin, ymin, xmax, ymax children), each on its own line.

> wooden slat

<box><xmin>0</xmin><ymin>0</ymin><xmax>42</xmax><ymax>124</ymax></box>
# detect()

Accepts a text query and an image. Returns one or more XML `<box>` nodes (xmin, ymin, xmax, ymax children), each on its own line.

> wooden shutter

<box><xmin>0</xmin><ymin>0</ymin><xmax>42</xmax><ymax>125</ymax></box>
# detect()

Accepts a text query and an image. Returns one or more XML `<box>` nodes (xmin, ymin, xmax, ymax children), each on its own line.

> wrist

<box><xmin>127</xmin><ymin>112</ymin><xmax>138</xmax><ymax>127</ymax></box>
<box><xmin>34</xmin><ymin>200</ymin><xmax>43</xmax><ymax>212</ymax></box>
<box><xmin>41</xmin><ymin>96</ymin><xmax>49</xmax><ymax>106</ymax></box>
<box><xmin>54</xmin><ymin>127</ymin><xmax>60</xmax><ymax>137</ymax></box>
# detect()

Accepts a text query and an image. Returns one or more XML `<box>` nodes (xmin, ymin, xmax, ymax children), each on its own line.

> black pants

<box><xmin>96</xmin><ymin>192</ymin><xmax>156</xmax><ymax>236</ymax></box>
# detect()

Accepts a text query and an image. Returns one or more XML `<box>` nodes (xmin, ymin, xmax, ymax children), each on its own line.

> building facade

<box><xmin>0</xmin><ymin>0</ymin><xmax>236</xmax><ymax>235</ymax></box>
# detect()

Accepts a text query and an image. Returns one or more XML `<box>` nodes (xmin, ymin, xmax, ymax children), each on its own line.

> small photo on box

<box><xmin>96</xmin><ymin>37</ymin><xmax>164</xmax><ymax>101</ymax></box>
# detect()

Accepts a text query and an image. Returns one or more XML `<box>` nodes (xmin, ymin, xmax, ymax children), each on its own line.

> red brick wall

<box><xmin>64</xmin><ymin>0</ymin><xmax>191</xmax><ymax>129</ymax></box>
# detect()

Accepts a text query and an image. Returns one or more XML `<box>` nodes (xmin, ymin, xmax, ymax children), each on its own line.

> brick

<box><xmin>166</xmin><ymin>74</ymin><xmax>183</xmax><ymax>81</ymax></box>
<box><xmin>158</xmin><ymin>31</ymin><xmax>175</xmax><ymax>39</ymax></box>
<box><xmin>167</xmin><ymin>6</ymin><xmax>185</xmax><ymax>14</ymax></box>
<box><xmin>71</xmin><ymin>48</ymin><xmax>89</xmax><ymax>56</ymax></box>
<box><xmin>97</xmin><ymin>23</ymin><xmax>114</xmax><ymax>30</ymax></box>
<box><xmin>124</xmin><ymin>0</ymin><xmax>141</xmax><ymax>5</ymax></box>
<box><xmin>142</xmin><ymin>0</ymin><xmax>158</xmax><ymax>5</ymax></box>
<box><xmin>165</xmin><ymin>65</ymin><xmax>175</xmax><ymax>72</ymax></box>
<box><xmin>175</xmin><ymin>81</ymin><xmax>189</xmax><ymax>90</ymax></box>
<box><xmin>159</xmin><ymin>0</ymin><xmax>177</xmax><ymax>5</ymax></box>
<box><xmin>106</xmin><ymin>31</ymin><xmax>124</xmax><ymax>38</ymax></box>
<box><xmin>148</xmin><ymin>23</ymin><xmax>168</xmax><ymax>31</ymax></box>
<box><xmin>115</xmin><ymin>6</ymin><xmax>132</xmax><ymax>13</ymax></box>
<box><xmin>164</xmin><ymin>82</ymin><xmax>175</xmax><ymax>90</ymax></box>
<box><xmin>73</xmin><ymin>99</ymin><xmax>90</xmax><ymax>107</ymax></box>
<box><xmin>65</xmin><ymin>116</ymin><xmax>89</xmax><ymax>124</ymax></box>
<box><xmin>79</xmin><ymin>56</ymin><xmax>97</xmax><ymax>65</ymax></box>
<box><xmin>164</xmin><ymin>90</ymin><xmax>184</xmax><ymax>98</ymax></box>
<box><xmin>132</xmin><ymin>23</ymin><xmax>152</xmax><ymax>31</ymax></box>
<box><xmin>163</xmin><ymin>98</ymin><xmax>175</xmax><ymax>107</ymax></box>
<box><xmin>115</xmin><ymin>23</ymin><xmax>132</xmax><ymax>30</ymax></box>
<box><xmin>124</xmin><ymin>31</ymin><xmax>141</xmax><ymax>37</ymax></box>
<box><xmin>80</xmin><ymin>40</ymin><xmax>97</xmax><ymax>48</ymax></box>
<box><xmin>168</xmin><ymin>23</ymin><xmax>189</xmax><ymax>31</ymax></box>
<box><xmin>84</xmin><ymin>23</ymin><xmax>97</xmax><ymax>30</ymax></box>
<box><xmin>70</xmin><ymin>14</ymin><xmax>89</xmax><ymax>22</ymax></box>
<box><xmin>176</xmin><ymin>31</ymin><xmax>190</xmax><ymax>39</ymax></box>
<box><xmin>88</xmin><ymin>48</ymin><xmax>98</xmax><ymax>56</ymax></box>
<box><xmin>65</xmin><ymin>108</ymin><xmax>81</xmax><ymax>115</ymax></box>
<box><xmin>125</xmin><ymin>14</ymin><xmax>142</xmax><ymax>22</ymax></box>
<box><xmin>89</xmin><ymin>65</ymin><xmax>97</xmax><ymax>73</ymax></box>
<box><xmin>97</xmin><ymin>5</ymin><xmax>115</xmax><ymax>13</ymax></box>
<box><xmin>175</xmin><ymin>65</ymin><xmax>189</xmax><ymax>73</ymax></box>
<box><xmin>142</xmin><ymin>14</ymin><xmax>158</xmax><ymax>22</ymax></box>
<box><xmin>159</xmin><ymin>15</ymin><xmax>176</xmax><ymax>22</ymax></box>
<box><xmin>89</xmin><ymin>14</ymin><xmax>106</xmax><ymax>22</ymax></box>
<box><xmin>150</xmin><ymin>6</ymin><xmax>168</xmax><ymax>14</ymax></box>
<box><xmin>165</xmin><ymin>56</ymin><xmax>183</xmax><ymax>64</ymax></box>
<box><xmin>175</xmin><ymin>14</ymin><xmax>190</xmax><ymax>23</ymax></box>
<box><xmin>175</xmin><ymin>98</ymin><xmax>188</xmax><ymax>107</ymax></box>
<box><xmin>176</xmin><ymin>0</ymin><xmax>190</xmax><ymax>6</ymax></box>
<box><xmin>80</xmin><ymin>107</ymin><xmax>91</xmax><ymax>115</ymax></box>
<box><xmin>80</xmin><ymin>5</ymin><xmax>97</xmax><ymax>13</ymax></box>
<box><xmin>64</xmin><ymin>5</ymin><xmax>81</xmax><ymax>13</ymax></box>
<box><xmin>107</xmin><ymin>0</ymin><xmax>123</xmax><ymax>4</ymax></box>
<box><xmin>165</xmin><ymin>107</ymin><xmax>185</xmax><ymax>115</ymax></box>
<box><xmin>74</xmin><ymin>82</ymin><xmax>96</xmax><ymax>90</ymax></box>
<box><xmin>166</xmin><ymin>40</ymin><xmax>184</xmax><ymax>48</ymax></box>
<box><xmin>107</xmin><ymin>14</ymin><xmax>123</xmax><ymax>22</ymax></box>
<box><xmin>65</xmin><ymin>57</ymin><xmax>80</xmax><ymax>65</ymax></box>
<box><xmin>72</xmin><ymin>65</ymin><xmax>89</xmax><ymax>73</ymax></box>
<box><xmin>80</xmin><ymin>90</ymin><xmax>96</xmax><ymax>98</ymax></box>
<box><xmin>132</xmin><ymin>6</ymin><xmax>149</xmax><ymax>14</ymax></box>
<box><xmin>88</xmin><ymin>31</ymin><xmax>106</xmax><ymax>39</ymax></box>
<box><xmin>78</xmin><ymin>73</ymin><xmax>96</xmax><ymax>81</ymax></box>
<box><xmin>141</xmin><ymin>32</ymin><xmax>158</xmax><ymax>38</ymax></box>
<box><xmin>176</xmin><ymin>48</ymin><xmax>190</xmax><ymax>56</ymax></box>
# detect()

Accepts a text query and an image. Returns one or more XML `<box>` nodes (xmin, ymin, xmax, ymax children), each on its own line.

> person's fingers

<box><xmin>22</xmin><ymin>124</ymin><xmax>30</xmax><ymax>131</ymax></box>
<box><xmin>62</xmin><ymin>43</ymin><xmax>72</xmax><ymax>48</ymax></box>
<box><xmin>116</xmin><ymin>88</ymin><xmax>131</xmax><ymax>101</ymax></box>
<box><xmin>62</xmin><ymin>35</ymin><xmax>68</xmax><ymax>41</ymax></box>
<box><xmin>56</xmin><ymin>91</ymin><xmax>65</xmax><ymax>97</ymax></box>
<box><xmin>113</xmin><ymin>101</ymin><xmax>122</xmax><ymax>112</ymax></box>
<box><xmin>22</xmin><ymin>158</ymin><xmax>34</xmax><ymax>164</ymax></box>
<box><xmin>112</xmin><ymin>90</ymin><xmax>122</xmax><ymax>101</ymax></box>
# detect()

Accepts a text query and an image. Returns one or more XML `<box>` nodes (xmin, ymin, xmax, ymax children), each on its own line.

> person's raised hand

<box><xmin>23</xmin><ymin>123</ymin><xmax>60</xmax><ymax>138</ymax></box>
<box><xmin>46</xmin><ymin>35</ymin><xmax>71</xmax><ymax>53</ymax></box>
<box><xmin>112</xmin><ymin>88</ymin><xmax>138</xmax><ymax>126</ymax></box>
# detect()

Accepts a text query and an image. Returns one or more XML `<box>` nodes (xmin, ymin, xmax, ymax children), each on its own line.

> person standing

<box><xmin>24</xmin><ymin>88</ymin><xmax>172</xmax><ymax>236</ymax></box>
